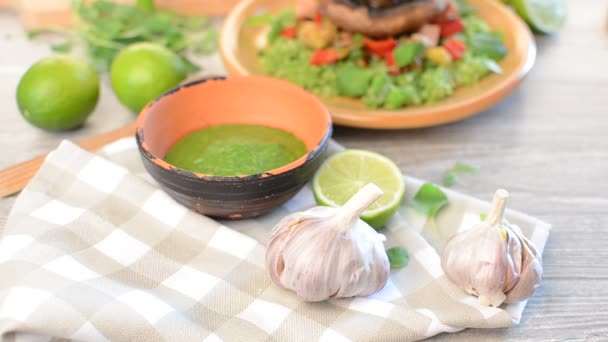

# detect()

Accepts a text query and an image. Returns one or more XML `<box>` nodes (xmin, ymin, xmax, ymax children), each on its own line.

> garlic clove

<box><xmin>265</xmin><ymin>183</ymin><xmax>390</xmax><ymax>302</ymax></box>
<box><xmin>505</xmin><ymin>225</ymin><xmax>542</xmax><ymax>303</ymax></box>
<box><xmin>441</xmin><ymin>189</ymin><xmax>543</xmax><ymax>307</ymax></box>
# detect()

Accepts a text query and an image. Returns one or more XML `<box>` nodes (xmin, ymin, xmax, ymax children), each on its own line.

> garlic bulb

<box><xmin>266</xmin><ymin>183</ymin><xmax>390</xmax><ymax>302</ymax></box>
<box><xmin>441</xmin><ymin>189</ymin><xmax>543</xmax><ymax>307</ymax></box>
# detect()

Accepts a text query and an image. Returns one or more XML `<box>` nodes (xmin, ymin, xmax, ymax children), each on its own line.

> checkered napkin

<box><xmin>0</xmin><ymin>138</ymin><xmax>550</xmax><ymax>342</ymax></box>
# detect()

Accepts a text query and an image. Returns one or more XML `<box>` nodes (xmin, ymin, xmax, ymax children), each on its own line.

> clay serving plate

<box><xmin>220</xmin><ymin>0</ymin><xmax>536</xmax><ymax>129</ymax></box>
<box><xmin>135</xmin><ymin>76</ymin><xmax>332</xmax><ymax>219</ymax></box>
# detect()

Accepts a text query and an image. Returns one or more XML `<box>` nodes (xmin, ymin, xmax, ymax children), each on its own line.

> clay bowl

<box><xmin>135</xmin><ymin>76</ymin><xmax>332</xmax><ymax>219</ymax></box>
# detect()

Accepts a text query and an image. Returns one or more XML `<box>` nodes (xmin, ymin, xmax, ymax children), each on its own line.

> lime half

<box><xmin>313</xmin><ymin>149</ymin><xmax>405</xmax><ymax>229</ymax></box>
<box><xmin>512</xmin><ymin>0</ymin><xmax>566</xmax><ymax>34</ymax></box>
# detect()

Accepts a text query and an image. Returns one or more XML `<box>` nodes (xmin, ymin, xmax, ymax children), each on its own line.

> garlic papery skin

<box><xmin>441</xmin><ymin>189</ymin><xmax>543</xmax><ymax>307</ymax></box>
<box><xmin>266</xmin><ymin>183</ymin><xmax>390</xmax><ymax>302</ymax></box>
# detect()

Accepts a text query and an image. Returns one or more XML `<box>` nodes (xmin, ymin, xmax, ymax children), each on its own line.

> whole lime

<box><xmin>110</xmin><ymin>43</ymin><xmax>188</xmax><ymax>113</ymax></box>
<box><xmin>16</xmin><ymin>55</ymin><xmax>99</xmax><ymax>131</ymax></box>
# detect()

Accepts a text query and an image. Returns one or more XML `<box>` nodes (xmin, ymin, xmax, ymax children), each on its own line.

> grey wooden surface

<box><xmin>1</xmin><ymin>1</ymin><xmax>607</xmax><ymax>340</ymax></box>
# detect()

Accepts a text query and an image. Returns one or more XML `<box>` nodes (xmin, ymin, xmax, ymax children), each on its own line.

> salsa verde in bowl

<box><xmin>135</xmin><ymin>76</ymin><xmax>332</xmax><ymax>219</ymax></box>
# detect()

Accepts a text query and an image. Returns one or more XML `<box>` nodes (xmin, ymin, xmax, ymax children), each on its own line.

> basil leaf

<box><xmin>387</xmin><ymin>246</ymin><xmax>410</xmax><ymax>269</ymax></box>
<box><xmin>393</xmin><ymin>42</ymin><xmax>424</xmax><ymax>68</ymax></box>
<box><xmin>470</xmin><ymin>32</ymin><xmax>507</xmax><ymax>61</ymax></box>
<box><xmin>412</xmin><ymin>183</ymin><xmax>449</xmax><ymax>218</ymax></box>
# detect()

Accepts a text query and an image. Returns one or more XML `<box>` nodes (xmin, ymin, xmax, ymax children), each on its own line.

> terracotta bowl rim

<box><xmin>135</xmin><ymin>75</ymin><xmax>333</xmax><ymax>182</ymax></box>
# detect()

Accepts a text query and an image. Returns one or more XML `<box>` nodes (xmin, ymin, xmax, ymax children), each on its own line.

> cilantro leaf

<box><xmin>412</xmin><ymin>183</ymin><xmax>449</xmax><ymax>218</ymax></box>
<box><xmin>480</xmin><ymin>213</ymin><xmax>487</xmax><ymax>221</ymax></box>
<box><xmin>387</xmin><ymin>246</ymin><xmax>409</xmax><ymax>269</ymax></box>
<box><xmin>69</xmin><ymin>0</ymin><xmax>215</xmax><ymax>74</ymax></box>
<box><xmin>443</xmin><ymin>162</ymin><xmax>479</xmax><ymax>187</ymax></box>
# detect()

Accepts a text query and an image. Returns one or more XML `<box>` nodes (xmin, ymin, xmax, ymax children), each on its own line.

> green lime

<box><xmin>110</xmin><ymin>43</ymin><xmax>188</xmax><ymax>113</ymax></box>
<box><xmin>511</xmin><ymin>0</ymin><xmax>566</xmax><ymax>34</ymax></box>
<box><xmin>16</xmin><ymin>55</ymin><xmax>99</xmax><ymax>131</ymax></box>
<box><xmin>313</xmin><ymin>149</ymin><xmax>406</xmax><ymax>229</ymax></box>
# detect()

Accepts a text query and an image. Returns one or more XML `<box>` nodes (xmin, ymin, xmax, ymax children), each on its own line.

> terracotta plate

<box><xmin>220</xmin><ymin>0</ymin><xmax>536</xmax><ymax>129</ymax></box>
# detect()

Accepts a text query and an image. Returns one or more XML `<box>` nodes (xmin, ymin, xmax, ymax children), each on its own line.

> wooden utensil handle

<box><xmin>0</xmin><ymin>122</ymin><xmax>137</xmax><ymax>198</ymax></box>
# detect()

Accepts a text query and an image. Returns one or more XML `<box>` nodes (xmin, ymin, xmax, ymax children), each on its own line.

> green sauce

<box><xmin>164</xmin><ymin>124</ymin><xmax>308</xmax><ymax>176</ymax></box>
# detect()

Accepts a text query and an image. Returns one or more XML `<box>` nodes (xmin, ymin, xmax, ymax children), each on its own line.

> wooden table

<box><xmin>1</xmin><ymin>1</ymin><xmax>606</xmax><ymax>340</ymax></box>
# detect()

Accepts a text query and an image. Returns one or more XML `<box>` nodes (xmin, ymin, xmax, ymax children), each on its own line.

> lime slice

<box><xmin>312</xmin><ymin>149</ymin><xmax>405</xmax><ymax>229</ymax></box>
<box><xmin>511</xmin><ymin>0</ymin><xmax>566</xmax><ymax>34</ymax></box>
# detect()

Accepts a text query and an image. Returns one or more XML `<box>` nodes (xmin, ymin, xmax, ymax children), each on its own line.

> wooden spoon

<box><xmin>0</xmin><ymin>123</ymin><xmax>136</xmax><ymax>198</ymax></box>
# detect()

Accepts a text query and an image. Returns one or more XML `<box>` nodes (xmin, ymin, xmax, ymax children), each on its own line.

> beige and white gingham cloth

<box><xmin>0</xmin><ymin>139</ymin><xmax>550</xmax><ymax>342</ymax></box>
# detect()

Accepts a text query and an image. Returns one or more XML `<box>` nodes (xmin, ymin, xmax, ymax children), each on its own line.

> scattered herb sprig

<box><xmin>387</xmin><ymin>246</ymin><xmax>410</xmax><ymax>270</ymax></box>
<box><xmin>412</xmin><ymin>183</ymin><xmax>449</xmax><ymax>219</ymax></box>
<box><xmin>442</xmin><ymin>162</ymin><xmax>479</xmax><ymax>187</ymax></box>
<box><xmin>32</xmin><ymin>0</ymin><xmax>218</xmax><ymax>72</ymax></box>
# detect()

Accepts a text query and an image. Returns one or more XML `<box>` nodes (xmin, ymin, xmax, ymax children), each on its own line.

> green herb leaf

<box><xmin>442</xmin><ymin>173</ymin><xmax>457</xmax><ymax>187</ymax></box>
<box><xmin>442</xmin><ymin>162</ymin><xmax>479</xmax><ymax>187</ymax></box>
<box><xmin>69</xmin><ymin>0</ymin><xmax>216</xmax><ymax>74</ymax></box>
<box><xmin>51</xmin><ymin>42</ymin><xmax>72</xmax><ymax>53</ymax></box>
<box><xmin>480</xmin><ymin>213</ymin><xmax>487</xmax><ymax>221</ymax></box>
<box><xmin>470</xmin><ymin>32</ymin><xmax>507</xmax><ymax>61</ymax></box>
<box><xmin>451</xmin><ymin>162</ymin><xmax>480</xmax><ymax>174</ymax></box>
<box><xmin>27</xmin><ymin>31</ymin><xmax>39</xmax><ymax>39</ymax></box>
<box><xmin>412</xmin><ymin>183</ymin><xmax>449</xmax><ymax>218</ymax></box>
<box><xmin>246</xmin><ymin>13</ymin><xmax>274</xmax><ymax>27</ymax></box>
<box><xmin>393</xmin><ymin>42</ymin><xmax>424</xmax><ymax>68</ymax></box>
<box><xmin>387</xmin><ymin>246</ymin><xmax>410</xmax><ymax>269</ymax></box>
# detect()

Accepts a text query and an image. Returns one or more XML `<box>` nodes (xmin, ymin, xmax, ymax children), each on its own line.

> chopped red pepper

<box><xmin>364</xmin><ymin>37</ymin><xmax>397</xmax><ymax>56</ymax></box>
<box><xmin>439</xmin><ymin>18</ymin><xmax>465</xmax><ymax>37</ymax></box>
<box><xmin>443</xmin><ymin>38</ymin><xmax>466</xmax><ymax>60</ymax></box>
<box><xmin>281</xmin><ymin>26</ymin><xmax>297</xmax><ymax>39</ymax></box>
<box><xmin>310</xmin><ymin>49</ymin><xmax>341</xmax><ymax>65</ymax></box>
<box><xmin>384</xmin><ymin>53</ymin><xmax>395</xmax><ymax>67</ymax></box>
<box><xmin>314</xmin><ymin>12</ymin><xmax>323</xmax><ymax>24</ymax></box>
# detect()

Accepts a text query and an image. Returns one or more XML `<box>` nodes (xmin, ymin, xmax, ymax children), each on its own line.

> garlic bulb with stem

<box><xmin>441</xmin><ymin>189</ymin><xmax>543</xmax><ymax>307</ymax></box>
<box><xmin>266</xmin><ymin>183</ymin><xmax>390</xmax><ymax>302</ymax></box>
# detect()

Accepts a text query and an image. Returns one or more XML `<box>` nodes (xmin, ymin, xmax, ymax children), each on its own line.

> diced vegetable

<box><xmin>426</xmin><ymin>47</ymin><xmax>452</xmax><ymax>65</ymax></box>
<box><xmin>413</xmin><ymin>24</ymin><xmax>441</xmax><ymax>47</ymax></box>
<box><xmin>298</xmin><ymin>20</ymin><xmax>337</xmax><ymax>49</ymax></box>
<box><xmin>281</xmin><ymin>26</ymin><xmax>297</xmax><ymax>39</ymax></box>
<box><xmin>453</xmin><ymin>0</ymin><xmax>477</xmax><ymax>16</ymax></box>
<box><xmin>470</xmin><ymin>32</ymin><xmax>507</xmax><ymax>61</ymax></box>
<box><xmin>439</xmin><ymin>18</ymin><xmax>465</xmax><ymax>37</ymax></box>
<box><xmin>337</xmin><ymin>64</ymin><xmax>372</xmax><ymax>97</ymax></box>
<box><xmin>393</xmin><ymin>42</ymin><xmax>425</xmax><ymax>67</ymax></box>
<box><xmin>314</xmin><ymin>12</ymin><xmax>323</xmax><ymax>24</ymax></box>
<box><xmin>310</xmin><ymin>48</ymin><xmax>341</xmax><ymax>65</ymax></box>
<box><xmin>443</xmin><ymin>38</ymin><xmax>466</xmax><ymax>60</ymax></box>
<box><xmin>269</xmin><ymin>10</ymin><xmax>296</xmax><ymax>43</ymax></box>
<box><xmin>364</xmin><ymin>37</ymin><xmax>397</xmax><ymax>56</ymax></box>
